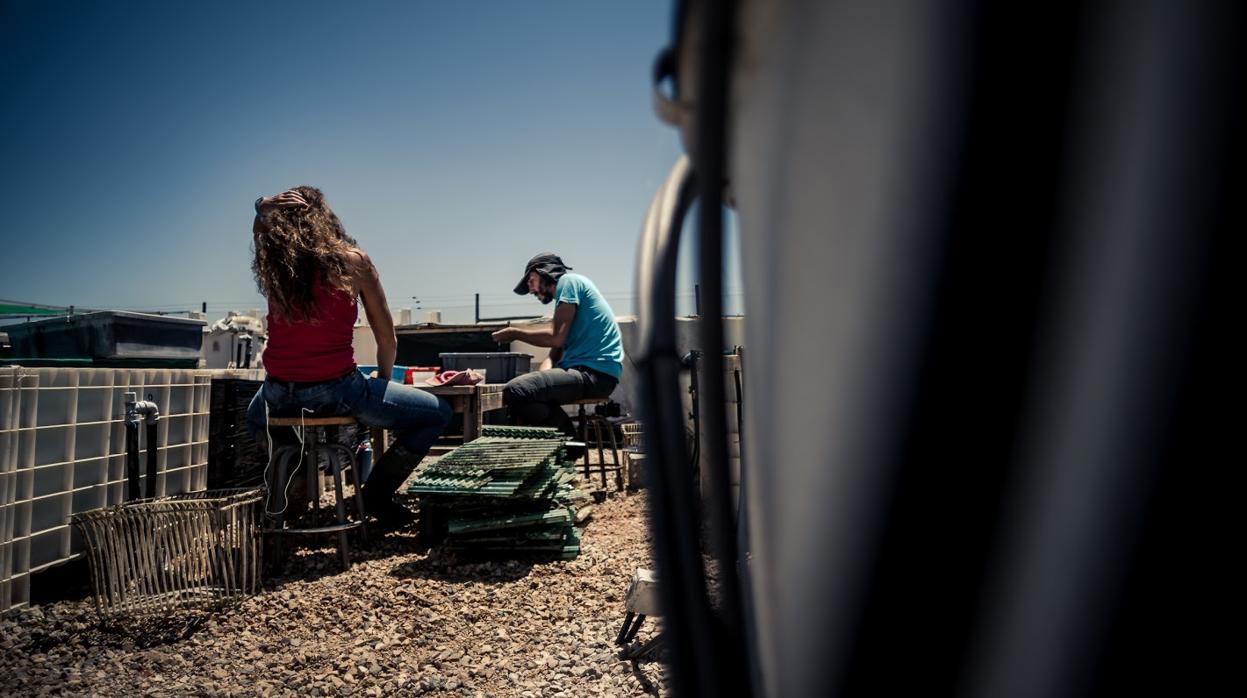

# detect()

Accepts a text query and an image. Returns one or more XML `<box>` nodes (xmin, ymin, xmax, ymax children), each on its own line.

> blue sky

<box><xmin>1</xmin><ymin>1</ymin><xmax>740</xmax><ymax>323</ymax></box>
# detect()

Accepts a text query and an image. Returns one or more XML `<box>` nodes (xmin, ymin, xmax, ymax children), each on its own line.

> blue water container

<box><xmin>356</xmin><ymin>364</ymin><xmax>408</xmax><ymax>382</ymax></box>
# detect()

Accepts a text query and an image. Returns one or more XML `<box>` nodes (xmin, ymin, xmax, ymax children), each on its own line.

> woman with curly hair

<box><xmin>245</xmin><ymin>186</ymin><xmax>450</xmax><ymax>528</ymax></box>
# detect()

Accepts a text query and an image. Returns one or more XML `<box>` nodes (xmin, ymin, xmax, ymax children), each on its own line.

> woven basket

<box><xmin>621</xmin><ymin>422</ymin><xmax>645</xmax><ymax>451</ymax></box>
<box><xmin>72</xmin><ymin>488</ymin><xmax>263</xmax><ymax>619</ymax></box>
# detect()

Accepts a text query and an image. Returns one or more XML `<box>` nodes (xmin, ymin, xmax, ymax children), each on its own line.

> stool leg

<box><xmin>306</xmin><ymin>431</ymin><xmax>320</xmax><ymax>525</ymax></box>
<box><xmin>267</xmin><ymin>446</ymin><xmax>289</xmax><ymax>520</ymax></box>
<box><xmin>616</xmin><ymin>611</ymin><xmax>636</xmax><ymax>645</ymax></box>
<box><xmin>579</xmin><ymin>404</ymin><xmax>590</xmax><ymax>478</ymax></box>
<box><xmin>629</xmin><ymin>632</ymin><xmax>665</xmax><ymax>660</ymax></box>
<box><xmin>592</xmin><ymin>418</ymin><xmax>607</xmax><ymax>489</ymax></box>
<box><xmin>606</xmin><ymin>421</ymin><xmax>622</xmax><ymax>491</ymax></box>
<box><xmin>625</xmin><ymin>614</ymin><xmax>647</xmax><ymax>643</ymax></box>
<box><xmin>327</xmin><ymin>447</ymin><xmax>352</xmax><ymax>571</ymax></box>
<box><xmin>333</xmin><ymin>443</ymin><xmax>369</xmax><ymax>546</ymax></box>
<box><xmin>594</xmin><ymin>417</ymin><xmax>606</xmax><ymax>467</ymax></box>
<box><xmin>268</xmin><ymin>446</ymin><xmax>298</xmax><ymax>569</ymax></box>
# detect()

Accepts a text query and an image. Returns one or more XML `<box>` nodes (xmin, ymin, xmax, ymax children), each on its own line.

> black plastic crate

<box><xmin>439</xmin><ymin>352</ymin><xmax>532</xmax><ymax>383</ymax></box>
<box><xmin>208</xmin><ymin>378</ymin><xmax>265</xmax><ymax>489</ymax></box>
<box><xmin>6</xmin><ymin>311</ymin><xmax>205</xmax><ymax>362</ymax></box>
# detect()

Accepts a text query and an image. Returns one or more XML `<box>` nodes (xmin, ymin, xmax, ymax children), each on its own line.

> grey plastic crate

<box><xmin>439</xmin><ymin>352</ymin><xmax>533</xmax><ymax>384</ymax></box>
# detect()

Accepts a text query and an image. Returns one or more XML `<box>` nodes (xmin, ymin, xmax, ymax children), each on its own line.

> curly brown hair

<box><xmin>251</xmin><ymin>186</ymin><xmax>360</xmax><ymax>323</ymax></box>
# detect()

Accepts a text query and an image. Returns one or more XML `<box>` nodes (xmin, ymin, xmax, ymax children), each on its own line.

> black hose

<box><xmin>734</xmin><ymin>363</ymin><xmax>743</xmax><ymax>479</ymax></box>
<box><xmin>693</xmin><ymin>0</ymin><xmax>749</xmax><ymax>690</ymax></box>
<box><xmin>145</xmin><ymin>421</ymin><xmax>159</xmax><ymax>498</ymax></box>
<box><xmin>683</xmin><ymin>350</ymin><xmax>702</xmax><ymax>480</ymax></box>
<box><xmin>634</xmin><ymin>155</ymin><xmax>722</xmax><ymax>696</ymax></box>
<box><xmin>734</xmin><ymin>364</ymin><xmax>745</xmax><ymax>537</ymax></box>
<box><xmin>125</xmin><ymin>421</ymin><xmax>140</xmax><ymax>500</ymax></box>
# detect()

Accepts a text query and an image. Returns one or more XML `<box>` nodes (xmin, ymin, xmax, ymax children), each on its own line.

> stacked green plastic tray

<box><xmin>478</xmin><ymin>424</ymin><xmax>566</xmax><ymax>440</ymax></box>
<box><xmin>408</xmin><ymin>431</ymin><xmax>583</xmax><ymax>559</ymax></box>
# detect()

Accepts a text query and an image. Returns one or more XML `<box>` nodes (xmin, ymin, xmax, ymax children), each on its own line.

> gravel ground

<box><xmin>1</xmin><ymin>472</ymin><xmax>669</xmax><ymax>697</ymax></box>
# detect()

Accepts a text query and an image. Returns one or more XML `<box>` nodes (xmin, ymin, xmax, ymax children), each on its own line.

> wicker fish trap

<box><xmin>72</xmin><ymin>488</ymin><xmax>264</xmax><ymax>619</ymax></box>
<box><xmin>621</xmin><ymin>422</ymin><xmax>644</xmax><ymax>450</ymax></box>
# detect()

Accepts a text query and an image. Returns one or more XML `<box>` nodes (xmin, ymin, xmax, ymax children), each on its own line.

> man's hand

<box><xmin>492</xmin><ymin>327</ymin><xmax>518</xmax><ymax>343</ymax></box>
<box><xmin>257</xmin><ymin>190</ymin><xmax>310</xmax><ymax>213</ymax></box>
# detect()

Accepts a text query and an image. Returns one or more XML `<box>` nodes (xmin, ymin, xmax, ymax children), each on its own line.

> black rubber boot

<box><xmin>260</xmin><ymin>427</ymin><xmax>311</xmax><ymax>518</ymax></box>
<box><xmin>541</xmin><ymin>404</ymin><xmax>578</xmax><ymax>437</ymax></box>
<box><xmin>360</xmin><ymin>444</ymin><xmax>421</xmax><ymax>529</ymax></box>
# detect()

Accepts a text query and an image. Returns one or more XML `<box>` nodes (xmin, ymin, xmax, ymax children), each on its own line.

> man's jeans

<box><xmin>502</xmin><ymin>367</ymin><xmax>618</xmax><ymax>435</ymax></box>
<box><xmin>246</xmin><ymin>371</ymin><xmax>451</xmax><ymax>501</ymax></box>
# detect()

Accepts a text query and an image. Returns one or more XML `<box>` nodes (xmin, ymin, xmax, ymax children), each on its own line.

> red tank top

<box><xmin>262</xmin><ymin>279</ymin><xmax>358</xmax><ymax>382</ymax></box>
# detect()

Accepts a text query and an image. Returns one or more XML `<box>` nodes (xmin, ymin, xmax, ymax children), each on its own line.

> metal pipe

<box><xmin>124</xmin><ymin>391</ymin><xmax>160</xmax><ymax>498</ymax></box>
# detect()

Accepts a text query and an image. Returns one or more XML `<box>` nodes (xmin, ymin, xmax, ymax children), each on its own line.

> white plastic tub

<box><xmin>0</xmin><ymin>367</ymin><xmax>226</xmax><ymax>613</ymax></box>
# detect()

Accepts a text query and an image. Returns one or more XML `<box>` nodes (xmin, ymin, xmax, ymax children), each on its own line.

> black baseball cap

<box><xmin>513</xmin><ymin>252</ymin><xmax>572</xmax><ymax>295</ymax></box>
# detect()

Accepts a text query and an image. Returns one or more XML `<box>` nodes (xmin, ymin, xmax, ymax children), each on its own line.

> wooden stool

<box><xmin>263</xmin><ymin>415</ymin><xmax>368</xmax><ymax>571</ymax></box>
<box><xmin>569</xmin><ymin>398</ymin><xmax>623</xmax><ymax>491</ymax></box>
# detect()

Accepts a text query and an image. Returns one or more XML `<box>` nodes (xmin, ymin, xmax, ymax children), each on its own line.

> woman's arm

<box><xmin>252</xmin><ymin>190</ymin><xmax>309</xmax><ymax>235</ymax></box>
<box><xmin>348</xmin><ymin>249</ymin><xmax>397</xmax><ymax>381</ymax></box>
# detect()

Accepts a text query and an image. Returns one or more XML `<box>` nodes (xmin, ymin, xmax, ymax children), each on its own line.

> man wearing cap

<box><xmin>491</xmin><ymin>253</ymin><xmax>623</xmax><ymax>434</ymax></box>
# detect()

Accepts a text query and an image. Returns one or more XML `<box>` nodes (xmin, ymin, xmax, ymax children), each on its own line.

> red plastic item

<box><xmin>404</xmin><ymin>366</ymin><xmax>440</xmax><ymax>384</ymax></box>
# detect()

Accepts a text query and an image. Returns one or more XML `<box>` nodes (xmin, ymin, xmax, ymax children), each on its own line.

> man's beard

<box><xmin>538</xmin><ymin>293</ymin><xmax>554</xmax><ymax>305</ymax></box>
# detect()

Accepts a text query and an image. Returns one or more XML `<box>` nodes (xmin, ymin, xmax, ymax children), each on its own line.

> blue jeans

<box><xmin>502</xmin><ymin>367</ymin><xmax>618</xmax><ymax>435</ymax></box>
<box><xmin>246</xmin><ymin>370</ymin><xmax>451</xmax><ymax>461</ymax></box>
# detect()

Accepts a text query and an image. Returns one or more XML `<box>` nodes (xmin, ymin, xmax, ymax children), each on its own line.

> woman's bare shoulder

<box><xmin>342</xmin><ymin>246</ymin><xmax>371</xmax><ymax>264</ymax></box>
<box><xmin>342</xmin><ymin>247</ymin><xmax>374</xmax><ymax>272</ymax></box>
<box><xmin>342</xmin><ymin>247</ymin><xmax>380</xmax><ymax>290</ymax></box>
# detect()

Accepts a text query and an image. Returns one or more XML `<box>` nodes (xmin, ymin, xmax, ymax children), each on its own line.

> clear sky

<box><xmin>1</xmin><ymin>1</ymin><xmax>741</xmax><ymax>324</ymax></box>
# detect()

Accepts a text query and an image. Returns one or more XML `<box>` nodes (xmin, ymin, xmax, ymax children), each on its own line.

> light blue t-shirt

<box><xmin>555</xmin><ymin>273</ymin><xmax>623</xmax><ymax>379</ymax></box>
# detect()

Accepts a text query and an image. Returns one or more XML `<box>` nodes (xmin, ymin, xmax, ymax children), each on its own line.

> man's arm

<box><xmin>540</xmin><ymin>346</ymin><xmax>564</xmax><ymax>371</ymax></box>
<box><xmin>491</xmin><ymin>302</ymin><xmax>576</xmax><ymax>348</ymax></box>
